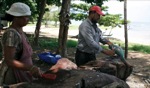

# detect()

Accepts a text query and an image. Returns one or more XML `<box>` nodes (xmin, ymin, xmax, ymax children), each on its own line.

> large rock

<box><xmin>81</xmin><ymin>56</ymin><xmax>133</xmax><ymax>81</ymax></box>
<box><xmin>9</xmin><ymin>69</ymin><xmax>129</xmax><ymax>88</ymax></box>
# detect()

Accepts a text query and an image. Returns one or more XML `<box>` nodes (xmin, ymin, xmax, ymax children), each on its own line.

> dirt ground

<box><xmin>23</xmin><ymin>26</ymin><xmax>150</xmax><ymax>88</ymax></box>
<box><xmin>31</xmin><ymin>28</ymin><xmax>150</xmax><ymax>88</ymax></box>
<box><xmin>32</xmin><ymin>46</ymin><xmax>150</xmax><ymax>88</ymax></box>
<box><xmin>66</xmin><ymin>49</ymin><xmax>150</xmax><ymax>88</ymax></box>
<box><xmin>126</xmin><ymin>52</ymin><xmax>150</xmax><ymax>88</ymax></box>
<box><xmin>1</xmin><ymin>27</ymin><xmax>150</xmax><ymax>88</ymax></box>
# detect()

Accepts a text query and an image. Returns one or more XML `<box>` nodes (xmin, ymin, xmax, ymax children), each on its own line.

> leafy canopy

<box><xmin>70</xmin><ymin>3</ymin><xmax>124</xmax><ymax>28</ymax></box>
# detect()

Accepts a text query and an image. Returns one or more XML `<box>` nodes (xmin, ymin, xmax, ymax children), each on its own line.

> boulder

<box><xmin>81</xmin><ymin>56</ymin><xmax>133</xmax><ymax>81</ymax></box>
<box><xmin>8</xmin><ymin>69</ymin><xmax>129</xmax><ymax>88</ymax></box>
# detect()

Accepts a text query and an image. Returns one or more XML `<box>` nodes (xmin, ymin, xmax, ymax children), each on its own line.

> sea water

<box><xmin>111</xmin><ymin>22</ymin><xmax>150</xmax><ymax>45</ymax></box>
<box><xmin>70</xmin><ymin>20</ymin><xmax>150</xmax><ymax>45</ymax></box>
<box><xmin>126</xmin><ymin>22</ymin><xmax>150</xmax><ymax>45</ymax></box>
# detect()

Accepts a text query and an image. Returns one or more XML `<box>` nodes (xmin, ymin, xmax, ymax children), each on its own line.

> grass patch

<box><xmin>0</xmin><ymin>37</ymin><xmax>149</xmax><ymax>59</ymax></box>
<box><xmin>110</xmin><ymin>39</ymin><xmax>150</xmax><ymax>54</ymax></box>
<box><xmin>128</xmin><ymin>44</ymin><xmax>150</xmax><ymax>54</ymax></box>
<box><xmin>36</xmin><ymin>37</ymin><xmax>150</xmax><ymax>54</ymax></box>
<box><xmin>38</xmin><ymin>38</ymin><xmax>58</xmax><ymax>49</ymax></box>
<box><xmin>67</xmin><ymin>40</ymin><xmax>78</xmax><ymax>47</ymax></box>
<box><xmin>38</xmin><ymin>38</ymin><xmax>77</xmax><ymax>49</ymax></box>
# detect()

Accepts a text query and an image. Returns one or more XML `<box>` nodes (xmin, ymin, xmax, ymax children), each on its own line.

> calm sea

<box><xmin>128</xmin><ymin>22</ymin><xmax>150</xmax><ymax>45</ymax></box>
<box><xmin>71</xmin><ymin>20</ymin><xmax>150</xmax><ymax>45</ymax></box>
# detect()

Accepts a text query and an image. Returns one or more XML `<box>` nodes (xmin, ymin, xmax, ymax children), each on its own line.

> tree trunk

<box><xmin>33</xmin><ymin>0</ymin><xmax>47</xmax><ymax>45</ymax></box>
<box><xmin>57</xmin><ymin>0</ymin><xmax>71</xmax><ymax>57</ymax></box>
<box><xmin>124</xmin><ymin>0</ymin><xmax>128</xmax><ymax>58</ymax></box>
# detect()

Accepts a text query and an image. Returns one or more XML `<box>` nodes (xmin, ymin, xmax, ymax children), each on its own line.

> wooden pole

<box><xmin>124</xmin><ymin>0</ymin><xmax>128</xmax><ymax>59</ymax></box>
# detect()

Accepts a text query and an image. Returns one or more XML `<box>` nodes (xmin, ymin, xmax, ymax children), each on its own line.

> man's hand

<box><xmin>102</xmin><ymin>49</ymin><xmax>115</xmax><ymax>56</ymax></box>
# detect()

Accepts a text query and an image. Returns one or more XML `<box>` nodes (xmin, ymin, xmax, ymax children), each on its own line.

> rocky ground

<box><xmin>126</xmin><ymin>52</ymin><xmax>150</xmax><ymax>88</ymax></box>
<box><xmin>32</xmin><ymin>46</ymin><xmax>150</xmax><ymax>88</ymax></box>
<box><xmin>27</xmin><ymin>26</ymin><xmax>150</xmax><ymax>88</ymax></box>
<box><xmin>30</xmin><ymin>26</ymin><xmax>149</xmax><ymax>88</ymax></box>
<box><xmin>66</xmin><ymin>49</ymin><xmax>150</xmax><ymax>88</ymax></box>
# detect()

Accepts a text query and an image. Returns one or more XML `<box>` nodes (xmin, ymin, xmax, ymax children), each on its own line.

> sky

<box><xmin>103</xmin><ymin>0</ymin><xmax>150</xmax><ymax>22</ymax></box>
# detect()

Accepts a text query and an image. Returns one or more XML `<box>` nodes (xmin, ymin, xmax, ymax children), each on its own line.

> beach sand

<box><xmin>103</xmin><ymin>28</ymin><xmax>150</xmax><ymax>45</ymax></box>
<box><xmin>23</xmin><ymin>25</ymin><xmax>150</xmax><ymax>45</ymax></box>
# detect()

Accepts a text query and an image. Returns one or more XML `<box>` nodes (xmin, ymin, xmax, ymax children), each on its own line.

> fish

<box><xmin>49</xmin><ymin>58</ymin><xmax>77</xmax><ymax>73</ymax></box>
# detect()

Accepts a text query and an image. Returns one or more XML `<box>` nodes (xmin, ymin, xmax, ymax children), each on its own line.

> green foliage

<box><xmin>49</xmin><ymin>11</ymin><xmax>59</xmax><ymax>23</ymax></box>
<box><xmin>70</xmin><ymin>3</ymin><xmax>89</xmax><ymax>21</ymax></box>
<box><xmin>43</xmin><ymin>5</ymin><xmax>59</xmax><ymax>27</ymax></box>
<box><xmin>84</xmin><ymin>0</ymin><xmax>108</xmax><ymax>6</ymax></box>
<box><xmin>128</xmin><ymin>45</ymin><xmax>150</xmax><ymax>54</ymax></box>
<box><xmin>0</xmin><ymin>0</ymin><xmax>37</xmax><ymax>22</ymax></box>
<box><xmin>38</xmin><ymin>38</ymin><xmax>58</xmax><ymax>49</ymax></box>
<box><xmin>67</xmin><ymin>40</ymin><xmax>77</xmax><ymax>48</ymax></box>
<box><xmin>46</xmin><ymin>0</ymin><xmax>61</xmax><ymax>6</ymax></box>
<box><xmin>71</xmin><ymin>3</ymin><xmax>90</xmax><ymax>11</ymax></box>
<box><xmin>34</xmin><ymin>36</ymin><xmax>150</xmax><ymax>54</ymax></box>
<box><xmin>0</xmin><ymin>0</ymin><xmax>125</xmax><ymax>27</ymax></box>
<box><xmin>70</xmin><ymin>3</ymin><xmax>124</xmax><ymax>28</ymax></box>
<box><xmin>110</xmin><ymin>39</ymin><xmax>150</xmax><ymax>54</ymax></box>
<box><xmin>70</xmin><ymin>13</ymin><xmax>86</xmax><ymax>21</ymax></box>
<box><xmin>38</xmin><ymin>38</ymin><xmax>77</xmax><ymax>49</ymax></box>
<box><xmin>99</xmin><ymin>14</ymin><xmax>124</xmax><ymax>28</ymax></box>
<box><xmin>70</xmin><ymin>4</ymin><xmax>108</xmax><ymax>21</ymax></box>
<box><xmin>43</xmin><ymin>12</ymin><xmax>51</xmax><ymax>22</ymax></box>
<box><xmin>0</xmin><ymin>0</ymin><xmax>61</xmax><ymax>22</ymax></box>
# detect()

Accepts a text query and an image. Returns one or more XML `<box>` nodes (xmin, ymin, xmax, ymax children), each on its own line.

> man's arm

<box><xmin>99</xmin><ymin>37</ymin><xmax>115</xmax><ymax>56</ymax></box>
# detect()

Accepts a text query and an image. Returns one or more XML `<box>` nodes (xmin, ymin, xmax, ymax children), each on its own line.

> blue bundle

<box><xmin>38</xmin><ymin>52</ymin><xmax>61</xmax><ymax>64</ymax></box>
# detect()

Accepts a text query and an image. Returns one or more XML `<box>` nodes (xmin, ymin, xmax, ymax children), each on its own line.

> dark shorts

<box><xmin>75</xmin><ymin>49</ymin><xmax>96</xmax><ymax>66</ymax></box>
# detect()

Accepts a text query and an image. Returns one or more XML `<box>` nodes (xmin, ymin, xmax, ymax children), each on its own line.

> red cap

<box><xmin>89</xmin><ymin>5</ymin><xmax>104</xmax><ymax>16</ymax></box>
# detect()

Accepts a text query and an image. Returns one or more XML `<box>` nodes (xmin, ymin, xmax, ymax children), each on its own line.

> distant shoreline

<box><xmin>109</xmin><ymin>28</ymin><xmax>150</xmax><ymax>45</ymax></box>
<box><xmin>23</xmin><ymin>25</ymin><xmax>150</xmax><ymax>46</ymax></box>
